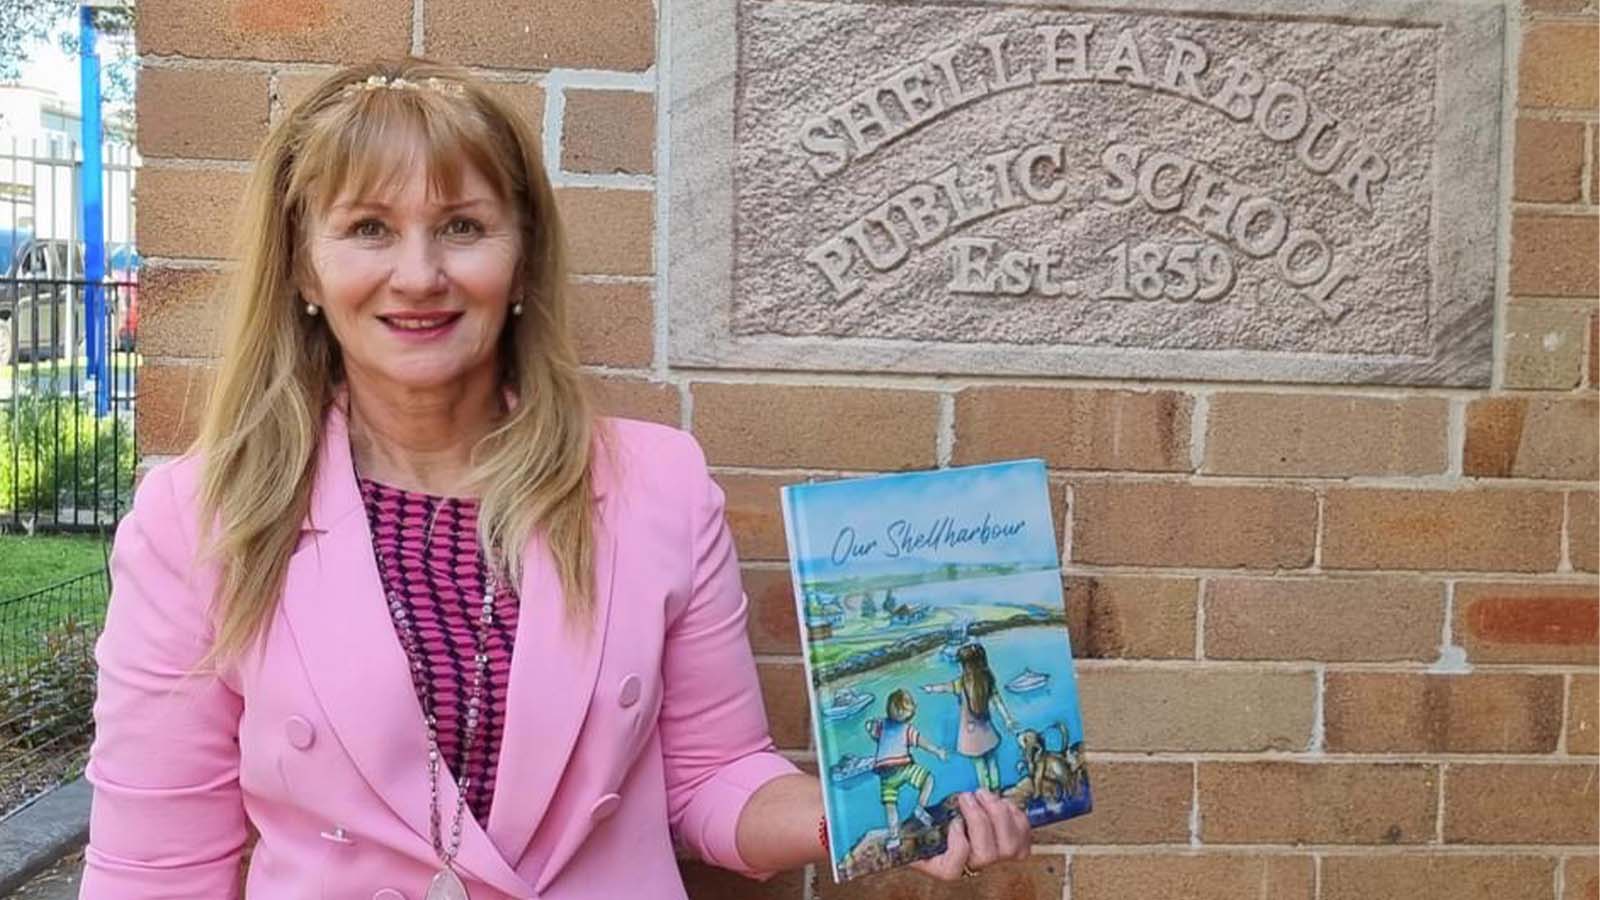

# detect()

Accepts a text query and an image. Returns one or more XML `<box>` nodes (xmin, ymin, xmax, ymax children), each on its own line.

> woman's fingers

<box><xmin>910</xmin><ymin>815</ymin><xmax>969</xmax><ymax>881</ymax></box>
<box><xmin>978</xmin><ymin>790</ymin><xmax>1032</xmax><ymax>860</ymax></box>
<box><xmin>958</xmin><ymin>791</ymin><xmax>1000</xmax><ymax>864</ymax></box>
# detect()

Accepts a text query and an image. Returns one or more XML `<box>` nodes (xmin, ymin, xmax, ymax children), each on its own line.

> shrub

<box><xmin>0</xmin><ymin>396</ymin><xmax>136</xmax><ymax>517</ymax></box>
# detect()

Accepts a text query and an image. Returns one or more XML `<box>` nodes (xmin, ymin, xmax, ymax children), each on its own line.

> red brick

<box><xmin>1454</xmin><ymin>581</ymin><xmax>1599</xmax><ymax>665</ymax></box>
<box><xmin>1516</xmin><ymin>118</ymin><xmax>1588</xmax><ymax>203</ymax></box>
<box><xmin>1063</xmin><ymin>575</ymin><xmax>1197</xmax><ymax>659</ymax></box>
<box><xmin>562</xmin><ymin>90</ymin><xmax>655</xmax><ymax>176</ymax></box>
<box><xmin>571</xmin><ymin>280</ymin><xmax>652</xmax><ymax>368</ymax></box>
<box><xmin>1523</xmin><ymin>0</ymin><xmax>1590</xmax><ymax>10</ymax></box>
<box><xmin>1590</xmin><ymin>310</ymin><xmax>1600</xmax><ymax>388</ymax></box>
<box><xmin>1570</xmin><ymin>674</ymin><xmax>1599</xmax><ymax>755</ymax></box>
<box><xmin>1321</xmin><ymin>855</ymin><xmax>1556</xmax><ymax>900</ymax></box>
<box><xmin>692</xmin><ymin>383</ymin><xmax>939</xmax><ymax>471</ymax></box>
<box><xmin>1036</xmin><ymin>761</ymin><xmax>1191</xmax><ymax>844</ymax></box>
<box><xmin>744</xmin><ymin>565</ymin><xmax>799</xmax><ymax>655</ymax></box>
<box><xmin>714</xmin><ymin>471</ymin><xmax>792</xmax><ymax>562</ymax></box>
<box><xmin>1322</xmin><ymin>488</ymin><xmax>1564</xmax><ymax>573</ymax></box>
<box><xmin>1071</xmin><ymin>481</ymin><xmax>1316</xmax><ymax>569</ymax></box>
<box><xmin>1463</xmin><ymin>396</ymin><xmax>1598</xmax><ymax>481</ymax></box>
<box><xmin>1511</xmin><ymin>215</ymin><xmax>1600</xmax><ymax>297</ymax></box>
<box><xmin>137</xmin><ymin>68</ymin><xmax>270</xmax><ymax>161</ymax></box>
<box><xmin>137</xmin><ymin>267</ymin><xmax>223</xmax><ymax>358</ymax></box>
<box><xmin>1566</xmin><ymin>855</ymin><xmax>1599</xmax><ymax>900</ymax></box>
<box><xmin>756</xmin><ymin>661</ymin><xmax>811</xmax><ymax>751</ymax></box>
<box><xmin>139</xmin><ymin>0</ymin><xmax>411</xmax><ymax>62</ymax></box>
<box><xmin>135</xmin><ymin>363</ymin><xmax>214</xmax><ymax>455</ymax></box>
<box><xmin>589</xmin><ymin>375</ymin><xmax>679</xmax><ymax>427</ymax></box>
<box><xmin>952</xmin><ymin>387</ymin><xmax>1192</xmax><ymax>472</ymax></box>
<box><xmin>1444</xmin><ymin>763</ymin><xmax>1599</xmax><ymax>844</ymax></box>
<box><xmin>1204</xmin><ymin>393</ymin><xmax>1448</xmax><ymax>477</ymax></box>
<box><xmin>556</xmin><ymin>189</ymin><xmax>653</xmax><ymax>276</ymax></box>
<box><xmin>814</xmin><ymin>855</ymin><xmax>1064</xmax><ymax>900</ymax></box>
<box><xmin>679</xmin><ymin>862</ymin><xmax>805</xmax><ymax>899</ymax></box>
<box><xmin>1324</xmin><ymin>672</ymin><xmax>1564</xmax><ymax>753</ymax></box>
<box><xmin>426</xmin><ymin>0</ymin><xmax>655</xmax><ymax>72</ymax></box>
<box><xmin>1520</xmin><ymin>23</ymin><xmax>1600</xmax><ymax>109</ymax></box>
<box><xmin>1572</xmin><ymin>491</ymin><xmax>1598</xmax><ymax>573</ymax></box>
<box><xmin>137</xmin><ymin>166</ymin><xmax>252</xmax><ymax>260</ymax></box>
<box><xmin>1079</xmin><ymin>667</ymin><xmax>1315</xmax><ymax>752</ymax></box>
<box><xmin>1198</xmin><ymin>762</ymin><xmax>1437</xmax><ymax>844</ymax></box>
<box><xmin>1205</xmin><ymin>577</ymin><xmax>1443</xmax><ymax>662</ymax></box>
<box><xmin>1073</xmin><ymin>855</ymin><xmax>1314</xmax><ymax>900</ymax></box>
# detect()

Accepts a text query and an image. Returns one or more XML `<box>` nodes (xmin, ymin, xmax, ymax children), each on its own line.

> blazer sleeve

<box><xmin>79</xmin><ymin>462</ymin><xmax>249</xmax><ymax>898</ymax></box>
<box><xmin>658</xmin><ymin>436</ymin><xmax>800</xmax><ymax>880</ymax></box>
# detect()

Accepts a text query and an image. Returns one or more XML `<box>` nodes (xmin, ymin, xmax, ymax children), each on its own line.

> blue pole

<box><xmin>79</xmin><ymin>4</ymin><xmax>108</xmax><ymax>417</ymax></box>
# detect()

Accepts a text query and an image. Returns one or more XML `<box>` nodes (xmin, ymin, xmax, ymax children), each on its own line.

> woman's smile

<box><xmin>377</xmin><ymin>310</ymin><xmax>465</xmax><ymax>340</ymax></box>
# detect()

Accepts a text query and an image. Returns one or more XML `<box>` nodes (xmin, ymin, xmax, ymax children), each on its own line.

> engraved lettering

<box><xmin>1137</xmin><ymin>150</ymin><xmax>1194</xmax><ymax>212</ymax></box>
<box><xmin>800</xmin><ymin>117</ymin><xmax>850</xmax><ymax>180</ymax></box>
<box><xmin>948</xmin><ymin>237</ymin><xmax>1001</xmax><ymax>293</ymax></box>
<box><xmin>1182</xmin><ymin>168</ymin><xmax>1244</xmax><ymax>242</ymax></box>
<box><xmin>842</xmin><ymin>206</ymin><xmax>911</xmax><ymax>271</ymax></box>
<box><xmin>979</xmin><ymin>33</ymin><xmax>1029</xmax><ymax>90</ymax></box>
<box><xmin>1230</xmin><ymin>196</ymin><xmax>1290</xmax><ymax>258</ymax></box>
<box><xmin>997</xmin><ymin>250</ymin><xmax>1034</xmax><ymax>295</ymax></box>
<box><xmin>930</xmin><ymin>163</ymin><xmax>995</xmax><ymax>228</ymax></box>
<box><xmin>882</xmin><ymin>66</ymin><xmax>948</xmax><ymax>129</ymax></box>
<box><xmin>1097</xmin><ymin>28</ymin><xmax>1152</xmax><ymax>86</ymax></box>
<box><xmin>1254</xmin><ymin>81</ymin><xmax>1311</xmax><ymax>142</ymax></box>
<box><xmin>836</xmin><ymin>90</ymin><xmax>897</xmax><ymax>157</ymax></box>
<box><xmin>892</xmin><ymin>183</ymin><xmax>953</xmax><ymax>247</ymax></box>
<box><xmin>1159</xmin><ymin>37</ymin><xmax>1210</xmax><ymax>101</ymax></box>
<box><xmin>1016</xmin><ymin>143</ymin><xmax>1069</xmax><ymax>203</ymax></box>
<box><xmin>805</xmin><ymin>236</ymin><xmax>863</xmax><ymax>300</ymax></box>
<box><xmin>1209</xmin><ymin>59</ymin><xmax>1265</xmax><ymax>121</ymax></box>
<box><xmin>1035</xmin><ymin>24</ymin><xmax>1095</xmax><ymax>83</ymax></box>
<box><xmin>1277</xmin><ymin>229</ymin><xmax>1334</xmax><ymax>286</ymax></box>
<box><xmin>1296</xmin><ymin>111</ymin><xmax>1353</xmax><ymax>175</ymax></box>
<box><xmin>980</xmin><ymin>147</ymin><xmax>1027</xmax><ymax>212</ymax></box>
<box><xmin>928</xmin><ymin>46</ymin><xmax>986</xmax><ymax>106</ymax></box>
<box><xmin>1335</xmin><ymin>144</ymin><xmax>1389</xmax><ymax>212</ymax></box>
<box><xmin>1099</xmin><ymin>141</ymin><xmax>1140</xmax><ymax>204</ymax></box>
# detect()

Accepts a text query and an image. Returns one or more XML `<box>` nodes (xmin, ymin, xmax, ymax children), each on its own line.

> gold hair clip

<box><xmin>342</xmin><ymin>74</ymin><xmax>466</xmax><ymax>98</ymax></box>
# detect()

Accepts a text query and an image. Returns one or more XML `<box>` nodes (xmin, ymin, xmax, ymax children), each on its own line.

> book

<box><xmin>780</xmin><ymin>459</ymin><xmax>1092</xmax><ymax>882</ymax></box>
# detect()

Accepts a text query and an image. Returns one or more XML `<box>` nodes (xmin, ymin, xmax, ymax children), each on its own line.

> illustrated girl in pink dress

<box><xmin>921</xmin><ymin>642</ymin><xmax>1021</xmax><ymax>792</ymax></box>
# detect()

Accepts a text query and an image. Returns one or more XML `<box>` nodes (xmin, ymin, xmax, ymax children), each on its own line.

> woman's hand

<box><xmin>910</xmin><ymin>790</ymin><xmax>1031</xmax><ymax>881</ymax></box>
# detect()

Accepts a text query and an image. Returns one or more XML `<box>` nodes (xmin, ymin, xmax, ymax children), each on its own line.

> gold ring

<box><xmin>961</xmin><ymin>866</ymin><xmax>979</xmax><ymax>879</ymax></box>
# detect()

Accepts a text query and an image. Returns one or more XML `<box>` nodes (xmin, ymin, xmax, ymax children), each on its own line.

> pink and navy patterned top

<box><xmin>359</xmin><ymin>476</ymin><xmax>521</xmax><ymax>828</ymax></box>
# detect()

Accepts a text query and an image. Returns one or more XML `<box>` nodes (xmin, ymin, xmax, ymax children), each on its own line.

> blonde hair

<box><xmin>195</xmin><ymin>58</ymin><xmax>597</xmax><ymax>667</ymax></box>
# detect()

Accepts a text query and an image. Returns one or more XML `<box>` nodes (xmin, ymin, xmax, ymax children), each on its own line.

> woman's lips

<box><xmin>377</xmin><ymin>311</ymin><xmax>464</xmax><ymax>340</ymax></box>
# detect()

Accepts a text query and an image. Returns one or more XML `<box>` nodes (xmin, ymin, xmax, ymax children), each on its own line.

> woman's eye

<box><xmin>350</xmin><ymin>219</ymin><xmax>387</xmax><ymax>238</ymax></box>
<box><xmin>444</xmin><ymin>218</ymin><xmax>485</xmax><ymax>237</ymax></box>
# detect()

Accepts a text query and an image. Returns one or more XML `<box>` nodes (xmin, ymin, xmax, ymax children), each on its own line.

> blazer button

<box><xmin>284</xmin><ymin>715</ymin><xmax>316</xmax><ymax>750</ymax></box>
<box><xmin>589</xmin><ymin>792</ymin><xmax>622</xmax><ymax>822</ymax></box>
<box><xmin>372</xmin><ymin>890</ymin><xmax>405</xmax><ymax>900</ymax></box>
<box><xmin>617</xmin><ymin>674</ymin><xmax>642</xmax><ymax>708</ymax></box>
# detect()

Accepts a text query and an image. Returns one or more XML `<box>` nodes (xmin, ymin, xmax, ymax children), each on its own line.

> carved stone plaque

<box><xmin>666</xmin><ymin>0</ymin><xmax>1505</xmax><ymax>385</ymax></box>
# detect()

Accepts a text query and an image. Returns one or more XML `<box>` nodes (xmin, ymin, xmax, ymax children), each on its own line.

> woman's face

<box><xmin>302</xmin><ymin>143</ymin><xmax>521</xmax><ymax>395</ymax></box>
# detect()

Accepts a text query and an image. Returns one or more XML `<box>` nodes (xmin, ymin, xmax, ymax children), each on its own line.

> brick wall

<box><xmin>135</xmin><ymin>1</ymin><xmax>1598</xmax><ymax>898</ymax></box>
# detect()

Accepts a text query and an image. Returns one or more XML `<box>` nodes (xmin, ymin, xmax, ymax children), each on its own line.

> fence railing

<box><xmin>1</xmin><ymin>276</ymin><xmax>139</xmax><ymax>533</ymax></box>
<box><xmin>0</xmin><ymin>568</ymin><xmax>107</xmax><ymax>819</ymax></box>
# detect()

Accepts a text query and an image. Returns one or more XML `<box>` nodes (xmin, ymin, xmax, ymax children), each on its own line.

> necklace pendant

<box><xmin>426</xmin><ymin>867</ymin><xmax>471</xmax><ymax>900</ymax></box>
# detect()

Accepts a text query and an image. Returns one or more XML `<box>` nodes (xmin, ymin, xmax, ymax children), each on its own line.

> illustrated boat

<box><xmin>1005</xmin><ymin>668</ymin><xmax>1051</xmax><ymax>694</ymax></box>
<box><xmin>829</xmin><ymin>752</ymin><xmax>875</xmax><ymax>785</ymax></box>
<box><xmin>940</xmin><ymin>622</ymin><xmax>972</xmax><ymax>660</ymax></box>
<box><xmin>823</xmin><ymin>687</ymin><xmax>874</xmax><ymax>720</ymax></box>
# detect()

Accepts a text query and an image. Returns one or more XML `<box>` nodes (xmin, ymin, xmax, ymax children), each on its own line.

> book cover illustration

<box><xmin>780</xmin><ymin>459</ymin><xmax>1091</xmax><ymax>883</ymax></box>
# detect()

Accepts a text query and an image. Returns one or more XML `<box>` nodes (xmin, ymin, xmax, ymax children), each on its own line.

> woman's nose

<box><xmin>389</xmin><ymin>232</ymin><xmax>446</xmax><ymax>295</ymax></box>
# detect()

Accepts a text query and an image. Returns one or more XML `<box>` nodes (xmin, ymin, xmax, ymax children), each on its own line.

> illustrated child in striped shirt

<box><xmin>865</xmin><ymin>688</ymin><xmax>948</xmax><ymax>852</ymax></box>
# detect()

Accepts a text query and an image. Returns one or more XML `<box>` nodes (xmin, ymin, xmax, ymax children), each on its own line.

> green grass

<box><xmin>0</xmin><ymin>535</ymin><xmax>110</xmax><ymax>655</ymax></box>
<box><xmin>0</xmin><ymin>534</ymin><xmax>109</xmax><ymax>602</ymax></box>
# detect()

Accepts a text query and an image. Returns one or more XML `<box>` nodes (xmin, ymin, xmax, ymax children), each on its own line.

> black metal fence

<box><xmin>0</xmin><ymin>568</ymin><xmax>107</xmax><ymax>818</ymax></box>
<box><xmin>1</xmin><ymin>275</ymin><xmax>139</xmax><ymax>533</ymax></box>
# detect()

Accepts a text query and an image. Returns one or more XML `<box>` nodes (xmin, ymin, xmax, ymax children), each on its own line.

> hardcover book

<box><xmin>780</xmin><ymin>459</ymin><xmax>1092</xmax><ymax>882</ymax></box>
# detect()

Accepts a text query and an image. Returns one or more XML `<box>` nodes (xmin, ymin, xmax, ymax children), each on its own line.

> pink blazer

<box><xmin>81</xmin><ymin>405</ymin><xmax>799</xmax><ymax>899</ymax></box>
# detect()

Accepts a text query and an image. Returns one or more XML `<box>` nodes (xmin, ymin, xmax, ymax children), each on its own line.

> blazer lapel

<box><xmin>279</xmin><ymin>403</ymin><xmax>531</xmax><ymax>899</ymax></box>
<box><xmin>485</xmin><ymin>457</ymin><xmax>620</xmax><ymax>871</ymax></box>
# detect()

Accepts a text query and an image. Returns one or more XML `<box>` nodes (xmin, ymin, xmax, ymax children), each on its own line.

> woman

<box><xmin>82</xmin><ymin>59</ymin><xmax>1030</xmax><ymax>899</ymax></box>
<box><xmin>922</xmin><ymin>642</ymin><xmax>1021</xmax><ymax>792</ymax></box>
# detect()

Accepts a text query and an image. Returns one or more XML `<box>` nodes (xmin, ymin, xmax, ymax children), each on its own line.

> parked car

<box><xmin>0</xmin><ymin>239</ymin><xmax>138</xmax><ymax>366</ymax></box>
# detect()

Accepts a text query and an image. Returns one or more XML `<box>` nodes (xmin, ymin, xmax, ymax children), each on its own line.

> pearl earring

<box><xmin>305</xmin><ymin>302</ymin><xmax>320</xmax><ymax>316</ymax></box>
<box><xmin>511</xmin><ymin>302</ymin><xmax>523</xmax><ymax>317</ymax></box>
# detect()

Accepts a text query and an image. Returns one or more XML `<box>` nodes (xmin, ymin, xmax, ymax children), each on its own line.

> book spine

<box><xmin>779</xmin><ymin>484</ymin><xmax>846</xmax><ymax>885</ymax></box>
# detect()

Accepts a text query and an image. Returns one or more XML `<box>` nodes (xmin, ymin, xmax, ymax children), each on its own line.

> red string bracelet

<box><xmin>817</xmin><ymin>814</ymin><xmax>829</xmax><ymax>855</ymax></box>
